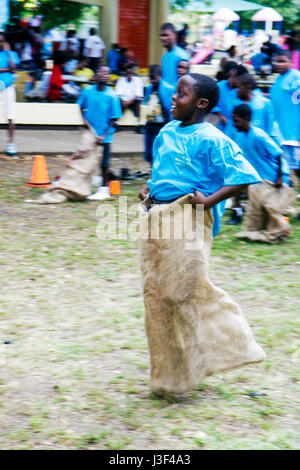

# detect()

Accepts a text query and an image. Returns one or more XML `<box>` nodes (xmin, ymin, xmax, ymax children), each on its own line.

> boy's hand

<box><xmin>96</xmin><ymin>135</ymin><xmax>105</xmax><ymax>144</ymax></box>
<box><xmin>190</xmin><ymin>190</ymin><xmax>208</xmax><ymax>208</ymax></box>
<box><xmin>139</xmin><ymin>185</ymin><xmax>149</xmax><ymax>201</ymax></box>
<box><xmin>220</xmin><ymin>115</ymin><xmax>227</xmax><ymax>126</ymax></box>
<box><xmin>275</xmin><ymin>176</ymin><xmax>283</xmax><ymax>188</ymax></box>
<box><xmin>3</xmin><ymin>42</ymin><xmax>11</xmax><ymax>51</ymax></box>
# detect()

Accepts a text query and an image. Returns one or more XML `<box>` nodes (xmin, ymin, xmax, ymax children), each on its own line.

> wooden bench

<box><xmin>0</xmin><ymin>102</ymin><xmax>149</xmax><ymax>126</ymax></box>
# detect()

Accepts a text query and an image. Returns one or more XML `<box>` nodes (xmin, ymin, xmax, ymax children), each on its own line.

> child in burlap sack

<box><xmin>232</xmin><ymin>104</ymin><xmax>296</xmax><ymax>243</ymax></box>
<box><xmin>139</xmin><ymin>74</ymin><xmax>266</xmax><ymax>396</ymax></box>
<box><xmin>25</xmin><ymin>126</ymin><xmax>98</xmax><ymax>204</ymax></box>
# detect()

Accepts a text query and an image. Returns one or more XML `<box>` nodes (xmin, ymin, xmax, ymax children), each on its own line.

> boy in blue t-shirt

<box><xmin>232</xmin><ymin>104</ymin><xmax>295</xmax><ymax>243</ymax></box>
<box><xmin>77</xmin><ymin>65</ymin><xmax>122</xmax><ymax>200</ymax></box>
<box><xmin>139</xmin><ymin>74</ymin><xmax>265</xmax><ymax>395</ymax></box>
<box><xmin>270</xmin><ymin>50</ymin><xmax>300</xmax><ymax>179</ymax></box>
<box><xmin>143</xmin><ymin>64</ymin><xmax>174</xmax><ymax>165</ymax></box>
<box><xmin>160</xmin><ymin>23</ymin><xmax>190</xmax><ymax>88</ymax></box>
<box><xmin>0</xmin><ymin>33</ymin><xmax>19</xmax><ymax>156</ymax></box>
<box><xmin>139</xmin><ymin>73</ymin><xmax>261</xmax><ymax>237</ymax></box>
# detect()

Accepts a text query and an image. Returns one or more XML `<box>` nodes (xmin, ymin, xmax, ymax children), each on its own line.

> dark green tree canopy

<box><xmin>10</xmin><ymin>0</ymin><xmax>88</xmax><ymax>32</ymax></box>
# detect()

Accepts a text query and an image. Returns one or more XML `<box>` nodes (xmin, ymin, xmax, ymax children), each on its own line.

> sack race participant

<box><xmin>139</xmin><ymin>74</ymin><xmax>266</xmax><ymax>395</ymax></box>
<box><xmin>26</xmin><ymin>127</ymin><xmax>98</xmax><ymax>204</ymax></box>
<box><xmin>232</xmin><ymin>104</ymin><xmax>296</xmax><ymax>243</ymax></box>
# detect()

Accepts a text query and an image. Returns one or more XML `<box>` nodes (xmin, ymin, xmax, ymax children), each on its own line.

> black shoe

<box><xmin>120</xmin><ymin>168</ymin><xmax>138</xmax><ymax>180</ymax></box>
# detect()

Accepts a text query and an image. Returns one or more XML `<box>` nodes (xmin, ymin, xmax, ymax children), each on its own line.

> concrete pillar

<box><xmin>148</xmin><ymin>0</ymin><xmax>169</xmax><ymax>65</ymax></box>
<box><xmin>100</xmin><ymin>0</ymin><xmax>118</xmax><ymax>54</ymax></box>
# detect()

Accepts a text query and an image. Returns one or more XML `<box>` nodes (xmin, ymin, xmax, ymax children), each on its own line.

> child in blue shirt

<box><xmin>224</xmin><ymin>74</ymin><xmax>280</xmax><ymax>144</ymax></box>
<box><xmin>233</xmin><ymin>104</ymin><xmax>295</xmax><ymax>244</ymax></box>
<box><xmin>160</xmin><ymin>23</ymin><xmax>190</xmax><ymax>87</ymax></box>
<box><xmin>139</xmin><ymin>74</ymin><xmax>265</xmax><ymax>395</ymax></box>
<box><xmin>77</xmin><ymin>65</ymin><xmax>122</xmax><ymax>200</ymax></box>
<box><xmin>143</xmin><ymin>64</ymin><xmax>174</xmax><ymax>164</ymax></box>
<box><xmin>0</xmin><ymin>33</ymin><xmax>19</xmax><ymax>156</ymax></box>
<box><xmin>139</xmin><ymin>74</ymin><xmax>261</xmax><ymax>237</ymax></box>
<box><xmin>270</xmin><ymin>50</ymin><xmax>300</xmax><ymax>178</ymax></box>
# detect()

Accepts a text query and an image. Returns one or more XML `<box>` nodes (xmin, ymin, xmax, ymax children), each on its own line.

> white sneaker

<box><xmin>87</xmin><ymin>186</ymin><xmax>111</xmax><ymax>200</ymax></box>
<box><xmin>6</xmin><ymin>142</ymin><xmax>18</xmax><ymax>156</ymax></box>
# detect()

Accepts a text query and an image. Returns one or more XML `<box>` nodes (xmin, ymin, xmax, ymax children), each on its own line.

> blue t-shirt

<box><xmin>251</xmin><ymin>52</ymin><xmax>270</xmax><ymax>71</ymax></box>
<box><xmin>234</xmin><ymin>126</ymin><xmax>289</xmax><ymax>184</ymax></box>
<box><xmin>0</xmin><ymin>50</ymin><xmax>20</xmax><ymax>90</ymax></box>
<box><xmin>107</xmin><ymin>49</ymin><xmax>120</xmax><ymax>73</ymax></box>
<box><xmin>224</xmin><ymin>89</ymin><xmax>281</xmax><ymax>144</ymax></box>
<box><xmin>76</xmin><ymin>85</ymin><xmax>122</xmax><ymax>143</ymax></box>
<box><xmin>270</xmin><ymin>69</ymin><xmax>300</xmax><ymax>142</ymax></box>
<box><xmin>148</xmin><ymin>120</ymin><xmax>261</xmax><ymax>237</ymax></box>
<box><xmin>212</xmin><ymin>80</ymin><xmax>235</xmax><ymax>131</ymax></box>
<box><xmin>161</xmin><ymin>46</ymin><xmax>190</xmax><ymax>87</ymax></box>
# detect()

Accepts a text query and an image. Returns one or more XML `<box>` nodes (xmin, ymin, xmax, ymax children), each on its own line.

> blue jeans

<box><xmin>101</xmin><ymin>143</ymin><xmax>110</xmax><ymax>169</ymax></box>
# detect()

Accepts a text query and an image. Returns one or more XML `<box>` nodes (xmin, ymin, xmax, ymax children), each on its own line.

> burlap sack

<box><xmin>236</xmin><ymin>181</ymin><xmax>296</xmax><ymax>243</ymax></box>
<box><xmin>140</xmin><ymin>194</ymin><xmax>266</xmax><ymax>395</ymax></box>
<box><xmin>28</xmin><ymin>128</ymin><xmax>98</xmax><ymax>204</ymax></box>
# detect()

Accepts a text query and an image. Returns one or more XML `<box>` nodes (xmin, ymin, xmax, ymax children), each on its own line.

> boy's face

<box><xmin>237</xmin><ymin>82</ymin><xmax>253</xmax><ymax>100</ymax></box>
<box><xmin>160</xmin><ymin>29</ymin><xmax>177</xmax><ymax>50</ymax></box>
<box><xmin>171</xmin><ymin>75</ymin><xmax>208</xmax><ymax>125</ymax></box>
<box><xmin>177</xmin><ymin>61</ymin><xmax>190</xmax><ymax>78</ymax></box>
<box><xmin>273</xmin><ymin>55</ymin><xmax>291</xmax><ymax>75</ymax></box>
<box><xmin>125</xmin><ymin>68</ymin><xmax>134</xmax><ymax>81</ymax></box>
<box><xmin>233</xmin><ymin>114</ymin><xmax>250</xmax><ymax>132</ymax></box>
<box><xmin>150</xmin><ymin>74</ymin><xmax>160</xmax><ymax>86</ymax></box>
<box><xmin>227</xmin><ymin>69</ymin><xmax>239</xmax><ymax>89</ymax></box>
<box><xmin>96</xmin><ymin>66</ymin><xmax>110</xmax><ymax>84</ymax></box>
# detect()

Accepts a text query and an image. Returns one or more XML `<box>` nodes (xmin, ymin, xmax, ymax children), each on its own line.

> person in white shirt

<box><xmin>115</xmin><ymin>65</ymin><xmax>144</xmax><ymax>132</ymax></box>
<box><xmin>85</xmin><ymin>28</ymin><xmax>106</xmax><ymax>72</ymax></box>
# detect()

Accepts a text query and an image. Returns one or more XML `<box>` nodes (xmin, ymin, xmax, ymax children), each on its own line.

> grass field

<box><xmin>0</xmin><ymin>154</ymin><xmax>299</xmax><ymax>450</ymax></box>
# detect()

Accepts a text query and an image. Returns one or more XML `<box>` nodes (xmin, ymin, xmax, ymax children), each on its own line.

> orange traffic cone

<box><xmin>27</xmin><ymin>155</ymin><xmax>51</xmax><ymax>187</ymax></box>
<box><xmin>109</xmin><ymin>180</ymin><xmax>121</xmax><ymax>195</ymax></box>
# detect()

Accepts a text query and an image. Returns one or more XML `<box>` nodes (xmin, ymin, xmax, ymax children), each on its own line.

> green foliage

<box><xmin>239</xmin><ymin>0</ymin><xmax>300</xmax><ymax>32</ymax></box>
<box><xmin>10</xmin><ymin>0</ymin><xmax>89</xmax><ymax>32</ymax></box>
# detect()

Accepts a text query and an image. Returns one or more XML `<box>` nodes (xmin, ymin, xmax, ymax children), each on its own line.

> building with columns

<box><xmin>69</xmin><ymin>0</ymin><xmax>169</xmax><ymax>67</ymax></box>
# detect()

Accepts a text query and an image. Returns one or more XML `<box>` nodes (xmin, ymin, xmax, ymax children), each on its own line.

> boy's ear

<box><xmin>197</xmin><ymin>97</ymin><xmax>209</xmax><ymax>110</ymax></box>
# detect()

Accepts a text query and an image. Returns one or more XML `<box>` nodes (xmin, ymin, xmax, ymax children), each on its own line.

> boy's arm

<box><xmin>275</xmin><ymin>155</ymin><xmax>283</xmax><ymax>188</ymax></box>
<box><xmin>190</xmin><ymin>185</ymin><xmax>248</xmax><ymax>210</ymax></box>
<box><xmin>139</xmin><ymin>184</ymin><xmax>150</xmax><ymax>201</ymax></box>
<box><xmin>215</xmin><ymin>111</ymin><xmax>227</xmax><ymax>126</ymax></box>
<box><xmin>96</xmin><ymin>119</ymin><xmax>117</xmax><ymax>144</ymax></box>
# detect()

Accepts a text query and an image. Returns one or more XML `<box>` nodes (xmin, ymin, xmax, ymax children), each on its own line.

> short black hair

<box><xmin>149</xmin><ymin>64</ymin><xmax>161</xmax><ymax>77</ymax></box>
<box><xmin>223</xmin><ymin>61</ymin><xmax>239</xmax><ymax>77</ymax></box>
<box><xmin>238</xmin><ymin>73</ymin><xmax>257</xmax><ymax>89</ymax></box>
<box><xmin>274</xmin><ymin>50</ymin><xmax>292</xmax><ymax>60</ymax></box>
<box><xmin>189</xmin><ymin>73</ymin><xmax>219</xmax><ymax>113</ymax></box>
<box><xmin>233</xmin><ymin>104</ymin><xmax>252</xmax><ymax>121</ymax></box>
<box><xmin>235</xmin><ymin>64</ymin><xmax>249</xmax><ymax>76</ymax></box>
<box><xmin>160</xmin><ymin>23</ymin><xmax>176</xmax><ymax>33</ymax></box>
